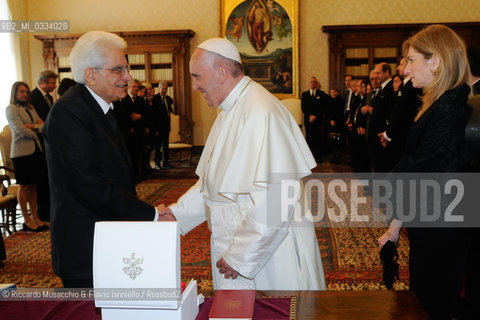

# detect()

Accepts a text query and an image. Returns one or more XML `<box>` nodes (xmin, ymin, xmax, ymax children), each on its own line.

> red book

<box><xmin>208</xmin><ymin>290</ymin><xmax>256</xmax><ymax>320</ymax></box>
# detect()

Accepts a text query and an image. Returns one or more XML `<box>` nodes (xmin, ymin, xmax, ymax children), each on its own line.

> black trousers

<box><xmin>369</xmin><ymin>140</ymin><xmax>391</xmax><ymax>172</ymax></box>
<box><xmin>62</xmin><ymin>278</ymin><xmax>93</xmax><ymax>288</ymax></box>
<box><xmin>129</xmin><ymin>126</ymin><xmax>145</xmax><ymax>177</ymax></box>
<box><xmin>0</xmin><ymin>234</ymin><xmax>6</xmax><ymax>261</ymax></box>
<box><xmin>154</xmin><ymin>131</ymin><xmax>170</xmax><ymax>166</ymax></box>
<box><xmin>36</xmin><ymin>154</ymin><xmax>50</xmax><ymax>222</ymax></box>
<box><xmin>305</xmin><ymin>122</ymin><xmax>321</xmax><ymax>160</ymax></box>
<box><xmin>463</xmin><ymin>230</ymin><xmax>480</xmax><ymax>319</ymax></box>
<box><xmin>407</xmin><ymin>228</ymin><xmax>472</xmax><ymax>320</ymax></box>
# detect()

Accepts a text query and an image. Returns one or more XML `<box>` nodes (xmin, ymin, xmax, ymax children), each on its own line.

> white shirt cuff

<box><xmin>383</xmin><ymin>131</ymin><xmax>392</xmax><ymax>142</ymax></box>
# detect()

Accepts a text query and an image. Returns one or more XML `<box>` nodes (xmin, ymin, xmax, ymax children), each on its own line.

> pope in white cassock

<box><xmin>159</xmin><ymin>38</ymin><xmax>325</xmax><ymax>290</ymax></box>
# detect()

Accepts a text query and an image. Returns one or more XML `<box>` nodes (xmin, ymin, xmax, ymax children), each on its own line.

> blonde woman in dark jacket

<box><xmin>378</xmin><ymin>25</ymin><xmax>474</xmax><ymax>319</ymax></box>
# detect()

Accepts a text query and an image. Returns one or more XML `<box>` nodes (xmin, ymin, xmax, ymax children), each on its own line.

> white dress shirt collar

<box><xmin>85</xmin><ymin>85</ymin><xmax>113</xmax><ymax>115</ymax></box>
<box><xmin>37</xmin><ymin>86</ymin><xmax>48</xmax><ymax>97</ymax></box>
<box><xmin>381</xmin><ymin>78</ymin><xmax>392</xmax><ymax>90</ymax></box>
<box><xmin>219</xmin><ymin>76</ymin><xmax>252</xmax><ymax>113</ymax></box>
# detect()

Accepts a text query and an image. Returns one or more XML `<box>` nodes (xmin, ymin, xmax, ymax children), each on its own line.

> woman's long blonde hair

<box><xmin>405</xmin><ymin>25</ymin><xmax>471</xmax><ymax>121</ymax></box>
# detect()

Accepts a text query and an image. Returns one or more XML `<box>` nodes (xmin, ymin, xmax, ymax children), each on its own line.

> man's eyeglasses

<box><xmin>94</xmin><ymin>65</ymin><xmax>131</xmax><ymax>74</ymax></box>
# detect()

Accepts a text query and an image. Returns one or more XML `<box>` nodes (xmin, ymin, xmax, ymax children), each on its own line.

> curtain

<box><xmin>0</xmin><ymin>0</ymin><xmax>19</xmax><ymax>128</ymax></box>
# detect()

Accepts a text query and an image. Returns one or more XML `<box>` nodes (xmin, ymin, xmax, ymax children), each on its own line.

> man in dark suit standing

<box><xmin>30</xmin><ymin>70</ymin><xmax>58</xmax><ymax>122</ymax></box>
<box><xmin>301</xmin><ymin>76</ymin><xmax>330</xmax><ymax>161</ymax></box>
<box><xmin>126</xmin><ymin>80</ymin><xmax>149</xmax><ymax>179</ymax></box>
<box><xmin>153</xmin><ymin>82</ymin><xmax>174</xmax><ymax>169</ymax></box>
<box><xmin>378</xmin><ymin>57</ymin><xmax>422</xmax><ymax>171</ymax></box>
<box><xmin>43</xmin><ymin>31</ymin><xmax>162</xmax><ymax>288</ymax></box>
<box><xmin>367</xmin><ymin>62</ymin><xmax>395</xmax><ymax>172</ymax></box>
<box><xmin>357</xmin><ymin>70</ymin><xmax>380</xmax><ymax>172</ymax></box>
<box><xmin>30</xmin><ymin>70</ymin><xmax>58</xmax><ymax>224</ymax></box>
<box><xmin>468</xmin><ymin>47</ymin><xmax>480</xmax><ymax>95</ymax></box>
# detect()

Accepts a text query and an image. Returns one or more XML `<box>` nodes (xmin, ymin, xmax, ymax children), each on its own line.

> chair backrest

<box><xmin>0</xmin><ymin>125</ymin><xmax>14</xmax><ymax>179</ymax></box>
<box><xmin>169</xmin><ymin>114</ymin><xmax>181</xmax><ymax>143</ymax></box>
<box><xmin>0</xmin><ymin>174</ymin><xmax>11</xmax><ymax>196</ymax></box>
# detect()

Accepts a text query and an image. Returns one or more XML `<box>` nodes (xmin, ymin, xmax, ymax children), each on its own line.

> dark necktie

<box><xmin>163</xmin><ymin>96</ymin><xmax>170</xmax><ymax>120</ymax></box>
<box><xmin>45</xmin><ymin>94</ymin><xmax>53</xmax><ymax>108</ymax></box>
<box><xmin>106</xmin><ymin>109</ymin><xmax>121</xmax><ymax>144</ymax></box>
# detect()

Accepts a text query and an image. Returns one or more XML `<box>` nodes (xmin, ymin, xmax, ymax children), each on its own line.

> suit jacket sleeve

<box><xmin>44</xmin><ymin>94</ymin><xmax>154</xmax><ymax>221</ymax></box>
<box><xmin>386</xmin><ymin>83</ymin><xmax>422</xmax><ymax>139</ymax></box>
<box><xmin>30</xmin><ymin>88</ymin><xmax>50</xmax><ymax>122</ymax></box>
<box><xmin>356</xmin><ymin>106</ymin><xmax>366</xmax><ymax>128</ymax></box>
<box><xmin>6</xmin><ymin>105</ymin><xmax>38</xmax><ymax>140</ymax></box>
<box><xmin>369</xmin><ymin>83</ymin><xmax>395</xmax><ymax>136</ymax></box>
<box><xmin>301</xmin><ymin>92</ymin><xmax>307</xmax><ymax>113</ymax></box>
<box><xmin>167</xmin><ymin>96</ymin><xmax>174</xmax><ymax>114</ymax></box>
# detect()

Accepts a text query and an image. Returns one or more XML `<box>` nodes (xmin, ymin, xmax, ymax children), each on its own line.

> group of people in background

<box><xmin>1</xmin><ymin>23</ymin><xmax>479</xmax><ymax>320</ymax></box>
<box><xmin>112</xmin><ymin>79</ymin><xmax>174</xmax><ymax>180</ymax></box>
<box><xmin>4</xmin><ymin>71</ymin><xmax>175</xmax><ymax>233</ymax></box>
<box><xmin>302</xmin><ymin>55</ymin><xmax>422</xmax><ymax>172</ymax></box>
<box><xmin>302</xmin><ymin>25</ymin><xmax>480</xmax><ymax>319</ymax></box>
<box><xmin>303</xmin><ymin>42</ymin><xmax>479</xmax><ymax>179</ymax></box>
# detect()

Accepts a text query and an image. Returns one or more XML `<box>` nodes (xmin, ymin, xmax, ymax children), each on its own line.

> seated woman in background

<box><xmin>6</xmin><ymin>81</ymin><xmax>47</xmax><ymax>232</ymax></box>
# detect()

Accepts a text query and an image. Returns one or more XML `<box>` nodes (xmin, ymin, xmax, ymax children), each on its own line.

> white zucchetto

<box><xmin>197</xmin><ymin>38</ymin><xmax>242</xmax><ymax>64</ymax></box>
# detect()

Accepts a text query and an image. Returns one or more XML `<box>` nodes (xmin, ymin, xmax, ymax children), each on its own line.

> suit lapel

<box><xmin>78</xmin><ymin>85</ymin><xmax>133</xmax><ymax>170</ymax></box>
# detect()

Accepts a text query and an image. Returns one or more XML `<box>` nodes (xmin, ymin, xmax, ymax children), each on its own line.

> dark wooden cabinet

<box><xmin>322</xmin><ymin>23</ymin><xmax>480</xmax><ymax>94</ymax></box>
<box><xmin>35</xmin><ymin>30</ymin><xmax>195</xmax><ymax>144</ymax></box>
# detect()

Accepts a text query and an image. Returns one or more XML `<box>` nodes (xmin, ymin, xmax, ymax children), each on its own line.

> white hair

<box><xmin>70</xmin><ymin>31</ymin><xmax>127</xmax><ymax>84</ymax></box>
<box><xmin>141</xmin><ymin>82</ymin><xmax>152</xmax><ymax>90</ymax></box>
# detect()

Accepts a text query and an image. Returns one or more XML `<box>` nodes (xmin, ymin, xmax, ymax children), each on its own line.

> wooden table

<box><xmin>203</xmin><ymin>290</ymin><xmax>429</xmax><ymax>319</ymax></box>
<box><xmin>0</xmin><ymin>290</ymin><xmax>428</xmax><ymax>319</ymax></box>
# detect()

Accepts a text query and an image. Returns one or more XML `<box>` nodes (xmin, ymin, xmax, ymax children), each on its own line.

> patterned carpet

<box><xmin>0</xmin><ymin>157</ymin><xmax>410</xmax><ymax>291</ymax></box>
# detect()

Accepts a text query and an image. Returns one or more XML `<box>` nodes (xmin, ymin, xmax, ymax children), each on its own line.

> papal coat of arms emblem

<box><xmin>123</xmin><ymin>252</ymin><xmax>144</xmax><ymax>280</ymax></box>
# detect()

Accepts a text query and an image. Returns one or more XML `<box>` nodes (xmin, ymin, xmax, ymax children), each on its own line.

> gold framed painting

<box><xmin>220</xmin><ymin>0</ymin><xmax>299</xmax><ymax>99</ymax></box>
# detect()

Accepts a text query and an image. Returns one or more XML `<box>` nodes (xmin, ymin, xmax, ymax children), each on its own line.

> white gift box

<box><xmin>93</xmin><ymin>221</ymin><xmax>199</xmax><ymax>320</ymax></box>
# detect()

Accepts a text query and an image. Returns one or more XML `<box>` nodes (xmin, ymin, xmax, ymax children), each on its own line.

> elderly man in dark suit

<box><xmin>43</xmin><ymin>31</ymin><xmax>162</xmax><ymax>288</ymax></box>
<box><xmin>301</xmin><ymin>76</ymin><xmax>331</xmax><ymax>161</ymax></box>
<box><xmin>153</xmin><ymin>82</ymin><xmax>174</xmax><ymax>169</ymax></box>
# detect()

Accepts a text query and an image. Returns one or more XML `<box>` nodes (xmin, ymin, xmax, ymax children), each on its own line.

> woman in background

<box><xmin>378</xmin><ymin>25</ymin><xmax>475</xmax><ymax>319</ymax></box>
<box><xmin>6</xmin><ymin>82</ymin><xmax>46</xmax><ymax>232</ymax></box>
<box><xmin>327</xmin><ymin>87</ymin><xmax>345</xmax><ymax>163</ymax></box>
<box><xmin>392</xmin><ymin>74</ymin><xmax>404</xmax><ymax>93</ymax></box>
